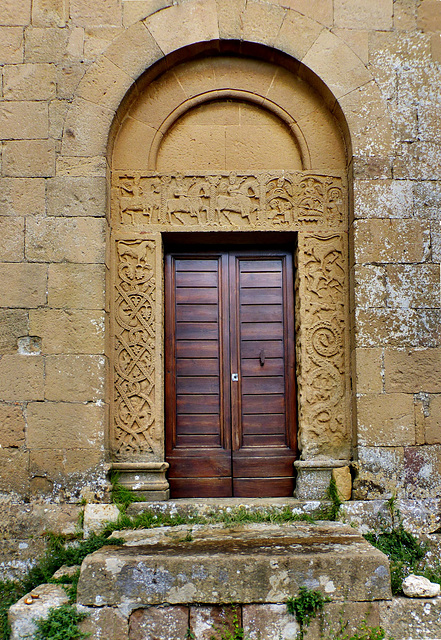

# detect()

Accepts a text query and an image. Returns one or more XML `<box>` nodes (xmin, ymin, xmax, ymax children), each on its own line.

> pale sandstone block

<box><xmin>414</xmin><ymin>181</ymin><xmax>441</xmax><ymax>219</ymax></box>
<box><xmin>26</xmin><ymin>216</ymin><xmax>105</xmax><ymax>263</ymax></box>
<box><xmin>129</xmin><ymin>606</ymin><xmax>189</xmax><ymax>640</ymax></box>
<box><xmin>3</xmin><ymin>140</ymin><xmax>55</xmax><ymax>177</ymax></box>
<box><xmin>296</xmin><ymin>108</ymin><xmax>347</xmax><ymax>170</ymax></box>
<box><xmin>32</xmin><ymin>0</ymin><xmax>68</xmax><ymax>26</ymax></box>
<box><xmin>335</xmin><ymin>0</ymin><xmax>393</xmax><ymax>29</ymax></box>
<box><xmin>67</xmin><ymin>26</ymin><xmax>85</xmax><ymax>59</ymax></box>
<box><xmin>29</xmin><ymin>309</ymin><xmax>105</xmax><ymax>354</ymax></box>
<box><xmin>357</xmin><ymin>393</ymin><xmax>415</xmax><ymax>446</ymax></box>
<box><xmin>416</xmin><ymin>309</ymin><xmax>441</xmax><ymax>348</ymax></box>
<box><xmin>104</xmin><ymin>21</ymin><xmax>163</xmax><ymax>80</ymax></box>
<box><xmin>56</xmin><ymin>63</ymin><xmax>88</xmax><ymax>100</ymax></box>
<box><xmin>84</xmin><ymin>26</ymin><xmax>124</xmax><ymax>60</ymax></box>
<box><xmin>78</xmin><ymin>606</ymin><xmax>128</xmax><ymax>640</ymax></box>
<box><xmin>77</xmin><ymin>57</ymin><xmax>132</xmax><ymax>109</ymax></box>
<box><xmin>268</xmin><ymin>0</ymin><xmax>333</xmax><ymax>27</ymax></box>
<box><xmin>144</xmin><ymin>0</ymin><xmax>219</xmax><ymax>55</ymax></box>
<box><xmin>431</xmin><ymin>220</ymin><xmax>441</xmax><ymax>261</ymax></box>
<box><xmin>424</xmin><ymin>395</ymin><xmax>441</xmax><ymax>444</ymax></box>
<box><xmin>0</xmin><ymin>178</ymin><xmax>45</xmax><ymax>216</ymax></box>
<box><xmin>243</xmin><ymin>604</ymin><xmax>299</xmax><ymax>640</ymax></box>
<box><xmin>0</xmin><ymin>217</ymin><xmax>24</xmax><ymax>261</ymax></box>
<box><xmin>339</xmin><ymin>82</ymin><xmax>394</xmax><ymax>157</ymax></box>
<box><xmin>302</xmin><ymin>30</ymin><xmax>371</xmax><ymax>98</ymax></box>
<box><xmin>355</xmin><ymin>348</ymin><xmax>383</xmax><ymax>394</ymax></box>
<box><xmin>394</xmin><ymin>140</ymin><xmax>441</xmax><ymax>181</ymax></box>
<box><xmin>430</xmin><ymin>32</ymin><xmax>441</xmax><ymax>62</ymax></box>
<box><xmin>62</xmin><ymin>98</ymin><xmax>115</xmax><ymax>157</ymax></box>
<box><xmin>385</xmin><ymin>349</ymin><xmax>441</xmax><ymax>393</ymax></box>
<box><xmin>122</xmin><ymin>0</ymin><xmax>172</xmax><ymax>27</ymax></box>
<box><xmin>0</xmin><ymin>263</ymin><xmax>47</xmax><ymax>308</ymax></box>
<box><xmin>3</xmin><ymin>63</ymin><xmax>56</xmax><ymax>100</ymax></box>
<box><xmin>353</xmin><ymin>156</ymin><xmax>393</xmax><ymax>180</ymax></box>
<box><xmin>356</xmin><ymin>308</ymin><xmax>418</xmax><ymax>348</ymax></box>
<box><xmin>353</xmin><ymin>265</ymin><xmax>386</xmax><ymax>308</ymax></box>
<box><xmin>332</xmin><ymin>28</ymin><xmax>369</xmax><ymax>63</ymax></box>
<box><xmin>0</xmin><ymin>403</ymin><xmax>25</xmax><ymax>448</ymax></box>
<box><xmin>275</xmin><ymin>9</ymin><xmax>323</xmax><ymax>61</ymax></box>
<box><xmin>0</xmin><ymin>28</ymin><xmax>24</xmax><ymax>64</ymax></box>
<box><xmin>70</xmin><ymin>0</ymin><xmax>122</xmax><ymax>27</ymax></box>
<box><xmin>128</xmin><ymin>72</ymin><xmax>187</xmax><ymax>131</ymax></box>
<box><xmin>27</xmin><ymin>401</ymin><xmax>104</xmax><ymax>449</ymax></box>
<box><xmin>45</xmin><ymin>355</ymin><xmax>105</xmax><ymax>402</ymax></box>
<box><xmin>418</xmin><ymin>0</ymin><xmax>441</xmax><ymax>31</ymax></box>
<box><xmin>394</xmin><ymin>0</ymin><xmax>418</xmax><ymax>30</ymax></box>
<box><xmin>24</xmin><ymin>27</ymin><xmax>70</xmax><ymax>63</ymax></box>
<box><xmin>0</xmin><ymin>310</ymin><xmax>28</xmax><ymax>355</ymax></box>
<box><xmin>47</xmin><ymin>177</ymin><xmax>106</xmax><ymax>217</ymax></box>
<box><xmin>0</xmin><ymin>449</ymin><xmax>29</xmax><ymax>495</ymax></box>
<box><xmin>354</xmin><ymin>179</ymin><xmax>413</xmax><ymax>219</ymax></box>
<box><xmin>353</xmin><ymin>219</ymin><xmax>430</xmax><ymax>263</ymax></box>
<box><xmin>0</xmin><ymin>355</ymin><xmax>44</xmax><ymax>402</ymax></box>
<box><xmin>241</xmin><ymin>1</ymin><xmax>286</xmax><ymax>47</ymax></box>
<box><xmin>332</xmin><ymin>466</ymin><xmax>352</xmax><ymax>501</ymax></box>
<box><xmin>386</xmin><ymin>264</ymin><xmax>440</xmax><ymax>309</ymax></box>
<box><xmin>49</xmin><ymin>100</ymin><xmax>70</xmax><ymax>139</ymax></box>
<box><xmin>217</xmin><ymin>0</ymin><xmax>246</xmax><ymax>39</ymax></box>
<box><xmin>0</xmin><ymin>101</ymin><xmax>48</xmax><ymax>140</ymax></box>
<box><xmin>48</xmin><ymin>263</ymin><xmax>105</xmax><ymax>309</ymax></box>
<box><xmin>112</xmin><ymin>117</ymin><xmax>157</xmax><ymax>171</ymax></box>
<box><xmin>0</xmin><ymin>0</ymin><xmax>31</xmax><ymax>26</ymax></box>
<box><xmin>29</xmin><ymin>447</ymin><xmax>105</xmax><ymax>478</ymax></box>
<box><xmin>56</xmin><ymin>156</ymin><xmax>107</xmax><ymax>177</ymax></box>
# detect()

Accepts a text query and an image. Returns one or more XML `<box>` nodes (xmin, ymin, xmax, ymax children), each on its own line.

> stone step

<box><xmin>76</xmin><ymin>522</ymin><xmax>391</xmax><ymax>607</ymax></box>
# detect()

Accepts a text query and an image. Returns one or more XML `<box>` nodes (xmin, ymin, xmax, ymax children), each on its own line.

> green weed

<box><xmin>33</xmin><ymin>603</ymin><xmax>88</xmax><ymax>640</ymax></box>
<box><xmin>287</xmin><ymin>586</ymin><xmax>331</xmax><ymax>640</ymax></box>
<box><xmin>210</xmin><ymin>606</ymin><xmax>248</xmax><ymax>640</ymax></box>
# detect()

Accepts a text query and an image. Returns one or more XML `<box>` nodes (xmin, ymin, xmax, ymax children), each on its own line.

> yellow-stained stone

<box><xmin>0</xmin><ymin>0</ymin><xmax>31</xmax><ymax>26</ymax></box>
<box><xmin>0</xmin><ymin>217</ymin><xmax>24</xmax><ymax>261</ymax></box>
<box><xmin>56</xmin><ymin>156</ymin><xmax>107</xmax><ymax>177</ymax></box>
<box><xmin>62</xmin><ymin>98</ymin><xmax>115</xmax><ymax>157</ymax></box>
<box><xmin>268</xmin><ymin>0</ymin><xmax>333</xmax><ymax>27</ymax></box>
<box><xmin>332</xmin><ymin>28</ymin><xmax>369</xmax><ymax>63</ymax></box>
<box><xmin>103</xmin><ymin>21</ymin><xmax>163</xmax><ymax>80</ymax></box>
<box><xmin>67</xmin><ymin>26</ymin><xmax>85</xmax><ymax>59</ymax></box>
<box><xmin>24</xmin><ymin>27</ymin><xmax>70</xmax><ymax>63</ymax></box>
<box><xmin>49</xmin><ymin>99</ymin><xmax>71</xmax><ymax>139</ymax></box>
<box><xmin>32</xmin><ymin>0</ymin><xmax>68</xmax><ymax>27</ymax></box>
<box><xmin>241</xmin><ymin>1</ymin><xmax>287</xmax><ymax>47</ymax></box>
<box><xmin>3</xmin><ymin>63</ymin><xmax>56</xmax><ymax>100</ymax></box>
<box><xmin>357</xmin><ymin>393</ymin><xmax>416</xmax><ymax>446</ymax></box>
<box><xmin>394</xmin><ymin>0</ymin><xmax>418</xmax><ymax>30</ymax></box>
<box><xmin>29</xmin><ymin>309</ymin><xmax>105</xmax><ymax>354</ymax></box>
<box><xmin>0</xmin><ymin>309</ymin><xmax>28</xmax><ymax>355</ymax></box>
<box><xmin>29</xmin><ymin>447</ymin><xmax>104</xmax><ymax>478</ymax></box>
<box><xmin>424</xmin><ymin>395</ymin><xmax>441</xmax><ymax>444</ymax></box>
<box><xmin>276</xmin><ymin>10</ymin><xmax>323</xmax><ymax>61</ymax></box>
<box><xmin>3</xmin><ymin>140</ymin><xmax>55</xmax><ymax>177</ymax></box>
<box><xmin>46</xmin><ymin>177</ymin><xmax>106</xmax><ymax>217</ymax></box>
<box><xmin>0</xmin><ymin>449</ymin><xmax>29</xmax><ymax>495</ymax></box>
<box><xmin>45</xmin><ymin>355</ymin><xmax>105</xmax><ymax>402</ymax></box>
<box><xmin>77</xmin><ymin>56</ymin><xmax>133</xmax><ymax>108</ymax></box>
<box><xmin>217</xmin><ymin>0</ymin><xmax>246</xmax><ymax>39</ymax></box>
<box><xmin>26</xmin><ymin>402</ymin><xmax>105</xmax><ymax>449</ymax></box>
<box><xmin>332</xmin><ymin>466</ymin><xmax>352</xmax><ymax>501</ymax></box>
<box><xmin>0</xmin><ymin>263</ymin><xmax>47</xmax><ymax>308</ymax></box>
<box><xmin>386</xmin><ymin>264</ymin><xmax>441</xmax><ymax>309</ymax></box>
<box><xmin>0</xmin><ymin>101</ymin><xmax>48</xmax><ymax>140</ymax></box>
<box><xmin>355</xmin><ymin>348</ymin><xmax>383</xmax><ymax>394</ymax></box>
<box><xmin>354</xmin><ymin>220</ymin><xmax>430</xmax><ymax>264</ymax></box>
<box><xmin>0</xmin><ymin>355</ymin><xmax>44</xmax><ymax>402</ymax></box>
<box><xmin>70</xmin><ymin>0</ymin><xmax>122</xmax><ymax>27</ymax></box>
<box><xmin>335</xmin><ymin>0</ymin><xmax>393</xmax><ymax>30</ymax></box>
<box><xmin>385</xmin><ymin>349</ymin><xmax>441</xmax><ymax>393</ymax></box>
<box><xmin>26</xmin><ymin>216</ymin><xmax>105</xmax><ymax>263</ymax></box>
<box><xmin>48</xmin><ymin>263</ymin><xmax>105</xmax><ymax>309</ymax></box>
<box><xmin>0</xmin><ymin>403</ymin><xmax>25</xmax><ymax>448</ymax></box>
<box><xmin>354</xmin><ymin>179</ymin><xmax>413</xmax><ymax>219</ymax></box>
<box><xmin>123</xmin><ymin>0</ymin><xmax>172</xmax><ymax>27</ymax></box>
<box><xmin>430</xmin><ymin>32</ymin><xmax>441</xmax><ymax>62</ymax></box>
<box><xmin>56</xmin><ymin>63</ymin><xmax>88</xmax><ymax>100</ymax></box>
<box><xmin>0</xmin><ymin>178</ymin><xmax>46</xmax><ymax>216</ymax></box>
<box><xmin>417</xmin><ymin>0</ymin><xmax>441</xmax><ymax>31</ymax></box>
<box><xmin>84</xmin><ymin>26</ymin><xmax>124</xmax><ymax>60</ymax></box>
<box><xmin>0</xmin><ymin>27</ymin><xmax>24</xmax><ymax>64</ymax></box>
<box><xmin>353</xmin><ymin>265</ymin><xmax>387</xmax><ymax>308</ymax></box>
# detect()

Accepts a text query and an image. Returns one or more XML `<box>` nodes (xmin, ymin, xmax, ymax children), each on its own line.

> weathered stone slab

<box><xmin>77</xmin><ymin>523</ymin><xmax>391</xmax><ymax>606</ymax></box>
<box><xmin>379</xmin><ymin>596</ymin><xmax>441</xmax><ymax>639</ymax></box>
<box><xmin>8</xmin><ymin>584</ymin><xmax>69</xmax><ymax>640</ymax></box>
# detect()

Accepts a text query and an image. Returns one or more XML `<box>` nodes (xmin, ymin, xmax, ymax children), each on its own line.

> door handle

<box><xmin>232</xmin><ymin>373</ymin><xmax>239</xmax><ymax>382</ymax></box>
<box><xmin>259</xmin><ymin>349</ymin><xmax>265</xmax><ymax>366</ymax></box>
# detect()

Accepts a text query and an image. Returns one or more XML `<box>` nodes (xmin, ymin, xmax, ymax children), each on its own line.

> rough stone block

<box><xmin>123</xmin><ymin>0</ymin><xmax>171</xmax><ymax>27</ymax></box>
<box><xmin>0</xmin><ymin>448</ymin><xmax>29</xmax><ymax>496</ymax></box>
<box><xmin>29</xmin><ymin>309</ymin><xmax>105</xmax><ymax>354</ymax></box>
<box><xmin>56</xmin><ymin>62</ymin><xmax>88</xmax><ymax>99</ymax></box>
<box><xmin>56</xmin><ymin>155</ymin><xmax>107</xmax><ymax>177</ymax></box>
<box><xmin>0</xmin><ymin>309</ymin><xmax>28</xmax><ymax>355</ymax></box>
<box><xmin>357</xmin><ymin>393</ymin><xmax>415</xmax><ymax>446</ymax></box>
<box><xmin>353</xmin><ymin>156</ymin><xmax>393</xmax><ymax>180</ymax></box>
<box><xmin>0</xmin><ymin>177</ymin><xmax>46</xmax><ymax>216</ymax></box>
<box><xmin>356</xmin><ymin>308</ymin><xmax>419</xmax><ymax>347</ymax></box>
<box><xmin>404</xmin><ymin>445</ymin><xmax>441</xmax><ymax>499</ymax></box>
<box><xmin>79</xmin><ymin>606</ymin><xmax>128</xmax><ymax>640</ymax></box>
<box><xmin>129</xmin><ymin>606</ymin><xmax>189</xmax><ymax>640</ymax></box>
<box><xmin>352</xmin><ymin>446</ymin><xmax>405</xmax><ymax>500</ymax></box>
<box><xmin>62</xmin><ymin>98</ymin><xmax>115</xmax><ymax>156</ymax></box>
<box><xmin>332</xmin><ymin>27</ymin><xmax>369</xmax><ymax>63</ymax></box>
<box><xmin>0</xmin><ymin>101</ymin><xmax>48</xmax><ymax>140</ymax></box>
<box><xmin>0</xmin><ymin>217</ymin><xmax>24</xmax><ymax>261</ymax></box>
<box><xmin>3</xmin><ymin>140</ymin><xmax>55</xmax><ymax>177</ymax></box>
<box><xmin>26</xmin><ymin>216</ymin><xmax>105</xmax><ymax>263</ymax></box>
<box><xmin>241</xmin><ymin>1</ymin><xmax>286</xmax><ymax>47</ymax></box>
<box><xmin>414</xmin><ymin>180</ymin><xmax>441</xmax><ymax>219</ymax></box>
<box><xmin>0</xmin><ymin>0</ymin><xmax>31</xmax><ymax>26</ymax></box>
<box><xmin>29</xmin><ymin>448</ymin><xmax>105</xmax><ymax>482</ymax></box>
<box><xmin>0</xmin><ymin>355</ymin><xmax>44</xmax><ymax>402</ymax></box>
<box><xmin>418</xmin><ymin>0</ymin><xmax>441</xmax><ymax>31</ymax></box>
<box><xmin>46</xmin><ymin>176</ymin><xmax>106</xmax><ymax>217</ymax></box>
<box><xmin>335</xmin><ymin>0</ymin><xmax>393</xmax><ymax>29</ymax></box>
<box><xmin>354</xmin><ymin>178</ymin><xmax>413</xmax><ymax>220</ymax></box>
<box><xmin>307</xmin><ymin>602</ymin><xmax>380</xmax><ymax>639</ymax></box>
<box><xmin>386</xmin><ymin>264</ymin><xmax>440</xmax><ymax>309</ymax></box>
<box><xmin>104</xmin><ymin>21</ymin><xmax>162</xmax><ymax>81</ymax></box>
<box><xmin>353</xmin><ymin>265</ymin><xmax>386</xmax><ymax>308</ymax></box>
<box><xmin>3</xmin><ymin>63</ymin><xmax>56</xmax><ymax>99</ymax></box>
<box><xmin>385</xmin><ymin>349</ymin><xmax>441</xmax><ymax>393</ymax></box>
<box><xmin>27</xmin><ymin>401</ymin><xmax>104</xmax><ymax>449</ymax></box>
<box><xmin>83</xmin><ymin>504</ymin><xmax>120</xmax><ymax>536</ymax></box>
<box><xmin>354</xmin><ymin>219</ymin><xmax>430</xmax><ymax>264</ymax></box>
<box><xmin>189</xmin><ymin>606</ymin><xmax>235</xmax><ymax>640</ymax></box>
<box><xmin>77</xmin><ymin>57</ymin><xmax>131</xmax><ymax>110</ymax></box>
<box><xmin>380</xmin><ymin>595</ymin><xmax>441</xmax><ymax>638</ymax></box>
<box><xmin>0</xmin><ymin>263</ymin><xmax>47</xmax><ymax>307</ymax></box>
<box><xmin>275</xmin><ymin>10</ymin><xmax>323</xmax><ymax>62</ymax></box>
<box><xmin>70</xmin><ymin>0</ymin><xmax>122</xmax><ymax>26</ymax></box>
<box><xmin>0</xmin><ymin>403</ymin><xmax>25</xmax><ymax>448</ymax></box>
<box><xmin>49</xmin><ymin>99</ymin><xmax>70</xmax><ymax>139</ymax></box>
<box><xmin>355</xmin><ymin>348</ymin><xmax>383</xmax><ymax>394</ymax></box>
<box><xmin>243</xmin><ymin>604</ymin><xmax>299</xmax><ymax>640</ymax></box>
<box><xmin>31</xmin><ymin>0</ymin><xmax>69</xmax><ymax>26</ymax></box>
<box><xmin>24</xmin><ymin>27</ymin><xmax>70</xmax><ymax>63</ymax></box>
<box><xmin>0</xmin><ymin>27</ymin><xmax>24</xmax><ymax>63</ymax></box>
<box><xmin>8</xmin><ymin>584</ymin><xmax>69</xmax><ymax>640</ymax></box>
<box><xmin>45</xmin><ymin>355</ymin><xmax>105</xmax><ymax>402</ymax></box>
<box><xmin>332</xmin><ymin>466</ymin><xmax>352</xmax><ymax>501</ymax></box>
<box><xmin>83</xmin><ymin>25</ymin><xmax>124</xmax><ymax>59</ymax></box>
<box><xmin>424</xmin><ymin>395</ymin><xmax>441</xmax><ymax>444</ymax></box>
<box><xmin>47</xmin><ymin>263</ymin><xmax>105</xmax><ymax>309</ymax></box>
<box><xmin>216</xmin><ymin>0</ymin><xmax>246</xmax><ymax>39</ymax></box>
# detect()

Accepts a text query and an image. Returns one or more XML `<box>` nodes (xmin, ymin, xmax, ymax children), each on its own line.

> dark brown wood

<box><xmin>165</xmin><ymin>247</ymin><xmax>297</xmax><ymax>498</ymax></box>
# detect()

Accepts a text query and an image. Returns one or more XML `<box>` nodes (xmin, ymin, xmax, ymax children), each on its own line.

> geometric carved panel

<box><xmin>111</xmin><ymin>171</ymin><xmax>349</xmax><ymax>463</ymax></box>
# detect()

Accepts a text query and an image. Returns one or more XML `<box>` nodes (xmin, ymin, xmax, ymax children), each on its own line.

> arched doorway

<box><xmin>109</xmin><ymin>47</ymin><xmax>350</xmax><ymax>499</ymax></box>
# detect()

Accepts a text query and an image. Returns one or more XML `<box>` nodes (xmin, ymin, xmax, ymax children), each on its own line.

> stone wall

<box><xmin>0</xmin><ymin>0</ymin><xmax>440</xmax><ymax>511</ymax></box>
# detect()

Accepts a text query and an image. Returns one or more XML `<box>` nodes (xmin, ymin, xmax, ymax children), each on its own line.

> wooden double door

<box><xmin>165</xmin><ymin>247</ymin><xmax>297</xmax><ymax>497</ymax></box>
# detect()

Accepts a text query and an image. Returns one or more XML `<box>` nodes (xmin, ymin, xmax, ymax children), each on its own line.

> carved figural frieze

<box><xmin>111</xmin><ymin>171</ymin><xmax>349</xmax><ymax>463</ymax></box>
<box><xmin>112</xmin><ymin>172</ymin><xmax>345</xmax><ymax>230</ymax></box>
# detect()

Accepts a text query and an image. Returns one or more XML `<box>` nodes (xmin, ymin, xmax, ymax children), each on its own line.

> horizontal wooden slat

<box><xmin>176</xmin><ymin>414</ymin><xmax>221</xmax><ymax>434</ymax></box>
<box><xmin>169</xmin><ymin>477</ymin><xmax>232</xmax><ymax>498</ymax></box>
<box><xmin>232</xmin><ymin>455</ymin><xmax>295</xmax><ymax>476</ymax></box>
<box><xmin>176</xmin><ymin>322</ymin><xmax>219</xmax><ymax>340</ymax></box>
<box><xmin>240</xmin><ymin>288</ymin><xmax>283</xmax><ymax>304</ymax></box>
<box><xmin>176</xmin><ymin>288</ymin><xmax>219</xmax><ymax>304</ymax></box>
<box><xmin>241</xmin><ymin>358</ymin><xmax>284</xmax><ymax>376</ymax></box>
<box><xmin>177</xmin><ymin>434</ymin><xmax>221</xmax><ymax>448</ymax></box>
<box><xmin>233</xmin><ymin>477</ymin><xmax>294</xmax><ymax>498</ymax></box>
<box><xmin>240</xmin><ymin>340</ymin><xmax>284</xmax><ymax>359</ymax></box>
<box><xmin>176</xmin><ymin>304</ymin><xmax>218</xmax><ymax>322</ymax></box>
<box><xmin>176</xmin><ymin>341</ymin><xmax>219</xmax><ymax>358</ymax></box>
<box><xmin>240</xmin><ymin>304</ymin><xmax>283</xmax><ymax>323</ymax></box>
<box><xmin>239</xmin><ymin>259</ymin><xmax>283</xmax><ymax>272</ymax></box>
<box><xmin>177</xmin><ymin>394</ymin><xmax>220</xmax><ymax>414</ymax></box>
<box><xmin>242</xmin><ymin>394</ymin><xmax>284</xmax><ymax>414</ymax></box>
<box><xmin>242</xmin><ymin>413</ymin><xmax>285</xmax><ymax>434</ymax></box>
<box><xmin>176</xmin><ymin>358</ymin><xmax>219</xmax><ymax>376</ymax></box>
<box><xmin>242</xmin><ymin>434</ymin><xmax>286</xmax><ymax>447</ymax></box>
<box><xmin>175</xmin><ymin>271</ymin><xmax>218</xmax><ymax>287</ymax></box>
<box><xmin>175</xmin><ymin>259</ymin><xmax>219</xmax><ymax>271</ymax></box>
<box><xmin>168</xmin><ymin>453</ymin><xmax>231</xmax><ymax>477</ymax></box>
<box><xmin>240</xmin><ymin>272</ymin><xmax>282</xmax><ymax>288</ymax></box>
<box><xmin>240</xmin><ymin>322</ymin><xmax>283</xmax><ymax>340</ymax></box>
<box><xmin>241</xmin><ymin>376</ymin><xmax>285</xmax><ymax>394</ymax></box>
<box><xmin>176</xmin><ymin>376</ymin><xmax>219</xmax><ymax>394</ymax></box>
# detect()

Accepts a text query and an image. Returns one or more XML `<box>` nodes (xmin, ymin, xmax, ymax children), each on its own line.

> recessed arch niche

<box><xmin>109</xmin><ymin>49</ymin><xmax>351</xmax><ymax>499</ymax></box>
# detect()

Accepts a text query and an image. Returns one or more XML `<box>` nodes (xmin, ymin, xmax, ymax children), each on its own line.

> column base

<box><xmin>294</xmin><ymin>459</ymin><xmax>351</xmax><ymax>500</ymax></box>
<box><xmin>111</xmin><ymin>462</ymin><xmax>170</xmax><ymax>501</ymax></box>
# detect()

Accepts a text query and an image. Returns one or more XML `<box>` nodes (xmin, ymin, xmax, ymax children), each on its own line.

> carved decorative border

<box><xmin>111</xmin><ymin>172</ymin><xmax>349</xmax><ymax>462</ymax></box>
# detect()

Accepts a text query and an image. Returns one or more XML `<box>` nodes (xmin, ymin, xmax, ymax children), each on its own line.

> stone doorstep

<box><xmin>76</xmin><ymin>522</ymin><xmax>392</xmax><ymax>607</ymax></box>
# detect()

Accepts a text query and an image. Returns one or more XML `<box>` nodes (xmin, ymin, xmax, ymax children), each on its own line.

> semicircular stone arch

<box><xmin>59</xmin><ymin>1</ymin><xmax>393</xmax><ymax>500</ymax></box>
